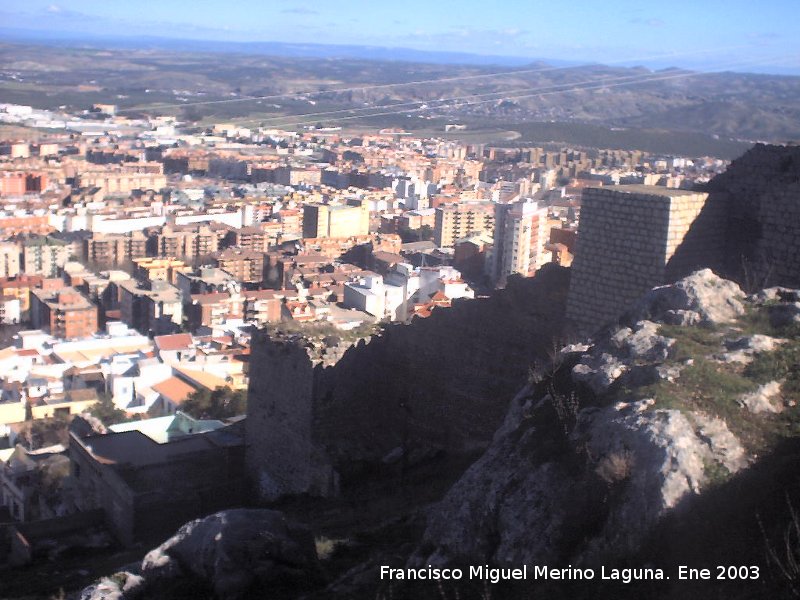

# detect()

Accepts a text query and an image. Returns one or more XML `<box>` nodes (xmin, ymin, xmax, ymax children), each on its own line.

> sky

<box><xmin>2</xmin><ymin>0</ymin><xmax>799</xmax><ymax>74</ymax></box>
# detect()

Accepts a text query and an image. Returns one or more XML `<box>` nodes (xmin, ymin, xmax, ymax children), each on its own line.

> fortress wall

<box><xmin>759</xmin><ymin>182</ymin><xmax>800</xmax><ymax>286</ymax></box>
<box><xmin>246</xmin><ymin>267</ymin><xmax>569</xmax><ymax>498</ymax></box>
<box><xmin>706</xmin><ymin>144</ymin><xmax>800</xmax><ymax>287</ymax></box>
<box><xmin>246</xmin><ymin>339</ymin><xmax>339</xmax><ymax>500</ymax></box>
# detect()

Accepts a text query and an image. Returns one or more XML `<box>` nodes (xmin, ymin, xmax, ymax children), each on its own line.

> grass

<box><xmin>745</xmin><ymin>338</ymin><xmax>800</xmax><ymax>396</ymax></box>
<box><xmin>629</xmin><ymin>357</ymin><xmax>767</xmax><ymax>449</ymax></box>
<box><xmin>703</xmin><ymin>457</ymin><xmax>732</xmax><ymax>486</ymax></box>
<box><xmin>659</xmin><ymin>323</ymin><xmax>723</xmax><ymax>362</ymax></box>
<box><xmin>264</xmin><ymin>320</ymin><xmax>381</xmax><ymax>344</ymax></box>
<box><xmin>635</xmin><ymin>302</ymin><xmax>800</xmax><ymax>454</ymax></box>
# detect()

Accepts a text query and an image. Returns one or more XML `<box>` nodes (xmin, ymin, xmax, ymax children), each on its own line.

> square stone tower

<box><xmin>565</xmin><ymin>185</ymin><xmax>723</xmax><ymax>335</ymax></box>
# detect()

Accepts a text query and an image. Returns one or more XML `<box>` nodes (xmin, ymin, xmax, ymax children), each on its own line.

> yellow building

<box><xmin>303</xmin><ymin>201</ymin><xmax>369</xmax><ymax>239</ymax></box>
<box><xmin>30</xmin><ymin>391</ymin><xmax>100</xmax><ymax>420</ymax></box>
<box><xmin>133</xmin><ymin>257</ymin><xmax>190</xmax><ymax>285</ymax></box>
<box><xmin>0</xmin><ymin>400</ymin><xmax>25</xmax><ymax>426</ymax></box>
<box><xmin>434</xmin><ymin>201</ymin><xmax>495</xmax><ymax>248</ymax></box>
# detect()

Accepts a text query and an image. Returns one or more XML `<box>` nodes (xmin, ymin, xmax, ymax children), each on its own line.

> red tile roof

<box><xmin>152</xmin><ymin>377</ymin><xmax>197</xmax><ymax>404</ymax></box>
<box><xmin>154</xmin><ymin>333</ymin><xmax>193</xmax><ymax>352</ymax></box>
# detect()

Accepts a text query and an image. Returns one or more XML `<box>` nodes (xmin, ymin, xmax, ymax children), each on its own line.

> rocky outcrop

<box><xmin>416</xmin><ymin>393</ymin><xmax>748</xmax><ymax>567</ymax></box>
<box><xmin>629</xmin><ymin>268</ymin><xmax>745</xmax><ymax>327</ymax></box>
<box><xmin>415</xmin><ymin>270</ymin><xmax>768</xmax><ymax>568</ymax></box>
<box><xmin>80</xmin><ymin>510</ymin><xmax>320</xmax><ymax>600</ymax></box>
<box><xmin>716</xmin><ymin>334</ymin><xmax>785</xmax><ymax>364</ymax></box>
<box><xmin>739</xmin><ymin>381</ymin><xmax>784</xmax><ymax>414</ymax></box>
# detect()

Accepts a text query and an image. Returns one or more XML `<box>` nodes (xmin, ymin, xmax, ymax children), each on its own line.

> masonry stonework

<box><xmin>705</xmin><ymin>144</ymin><xmax>800</xmax><ymax>287</ymax></box>
<box><xmin>566</xmin><ymin>145</ymin><xmax>800</xmax><ymax>336</ymax></box>
<box><xmin>245</xmin><ymin>267</ymin><xmax>569</xmax><ymax>500</ymax></box>
<box><xmin>565</xmin><ymin>185</ymin><xmax>722</xmax><ymax>334</ymax></box>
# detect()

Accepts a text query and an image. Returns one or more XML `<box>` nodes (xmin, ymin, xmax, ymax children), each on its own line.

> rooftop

<box><xmin>594</xmin><ymin>184</ymin><xmax>705</xmax><ymax>198</ymax></box>
<box><xmin>154</xmin><ymin>333</ymin><xmax>193</xmax><ymax>352</ymax></box>
<box><xmin>152</xmin><ymin>376</ymin><xmax>197</xmax><ymax>406</ymax></box>
<box><xmin>109</xmin><ymin>411</ymin><xmax>223</xmax><ymax>444</ymax></box>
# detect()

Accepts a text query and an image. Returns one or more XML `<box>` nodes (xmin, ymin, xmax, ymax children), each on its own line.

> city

<box><xmin>0</xmin><ymin>1</ymin><xmax>799</xmax><ymax>599</ymax></box>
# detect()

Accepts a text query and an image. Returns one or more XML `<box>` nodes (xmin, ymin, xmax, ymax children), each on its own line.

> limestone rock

<box><xmin>631</xmin><ymin>269</ymin><xmax>745</xmax><ymax>326</ymax></box>
<box><xmin>79</xmin><ymin>573</ymin><xmax>141</xmax><ymax>600</ymax></box>
<box><xmin>739</xmin><ymin>381</ymin><xmax>784</xmax><ymax>414</ymax></box>
<box><xmin>751</xmin><ymin>287</ymin><xmax>800</xmax><ymax>304</ymax></box>
<box><xmin>572</xmin><ymin>352</ymin><xmax>628</xmax><ymax>394</ymax></box>
<box><xmin>416</xmin><ymin>398</ymin><xmax>750</xmax><ymax>567</ymax></box>
<box><xmin>79</xmin><ymin>578</ymin><xmax>124</xmax><ymax>600</ymax></box>
<box><xmin>690</xmin><ymin>412</ymin><xmax>749</xmax><ymax>472</ymax></box>
<box><xmin>610</xmin><ymin>320</ymin><xmax>675</xmax><ymax>362</ymax></box>
<box><xmin>717</xmin><ymin>334</ymin><xmax>785</xmax><ymax>364</ymax></box>
<box><xmin>139</xmin><ymin>509</ymin><xmax>320</xmax><ymax>600</ymax></box>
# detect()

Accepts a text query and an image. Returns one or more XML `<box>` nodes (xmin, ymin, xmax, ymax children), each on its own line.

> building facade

<box><xmin>30</xmin><ymin>287</ymin><xmax>98</xmax><ymax>339</ymax></box>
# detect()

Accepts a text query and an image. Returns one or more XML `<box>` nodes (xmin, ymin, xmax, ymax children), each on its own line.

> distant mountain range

<box><xmin>1</xmin><ymin>34</ymin><xmax>799</xmax><ymax>151</ymax></box>
<box><xmin>0</xmin><ymin>27</ymin><xmax>577</xmax><ymax>68</ymax></box>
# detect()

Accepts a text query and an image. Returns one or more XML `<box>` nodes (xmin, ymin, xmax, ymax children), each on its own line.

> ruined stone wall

<box><xmin>705</xmin><ymin>144</ymin><xmax>800</xmax><ymax>288</ymax></box>
<box><xmin>246</xmin><ymin>267</ymin><xmax>570</xmax><ymax>499</ymax></box>
<box><xmin>565</xmin><ymin>144</ymin><xmax>800</xmax><ymax>335</ymax></box>
<box><xmin>565</xmin><ymin>186</ymin><xmax>719</xmax><ymax>335</ymax></box>
<box><xmin>759</xmin><ymin>182</ymin><xmax>800</xmax><ymax>286</ymax></box>
<box><xmin>246</xmin><ymin>340</ymin><xmax>339</xmax><ymax>500</ymax></box>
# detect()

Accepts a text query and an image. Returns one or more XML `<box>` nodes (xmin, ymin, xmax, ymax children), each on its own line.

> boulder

<box><xmin>79</xmin><ymin>573</ymin><xmax>142</xmax><ymax>600</ymax></box>
<box><xmin>139</xmin><ymin>509</ymin><xmax>320</xmax><ymax>600</ymax></box>
<box><xmin>572</xmin><ymin>352</ymin><xmax>628</xmax><ymax>394</ymax></box>
<box><xmin>630</xmin><ymin>269</ymin><xmax>745</xmax><ymax>326</ymax></box>
<box><xmin>751</xmin><ymin>287</ymin><xmax>800</xmax><ymax>304</ymax></box>
<box><xmin>739</xmin><ymin>381</ymin><xmax>784</xmax><ymax>414</ymax></box>
<box><xmin>717</xmin><ymin>334</ymin><xmax>785</xmax><ymax>364</ymax></box>
<box><xmin>610</xmin><ymin>320</ymin><xmax>675</xmax><ymax>362</ymax></box>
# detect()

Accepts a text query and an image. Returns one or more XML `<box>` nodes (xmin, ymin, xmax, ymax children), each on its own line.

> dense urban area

<box><xmin>1</xmin><ymin>61</ymin><xmax>799</xmax><ymax>599</ymax></box>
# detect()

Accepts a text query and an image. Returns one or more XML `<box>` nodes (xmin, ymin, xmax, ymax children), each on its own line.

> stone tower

<box><xmin>565</xmin><ymin>185</ymin><xmax>724</xmax><ymax>335</ymax></box>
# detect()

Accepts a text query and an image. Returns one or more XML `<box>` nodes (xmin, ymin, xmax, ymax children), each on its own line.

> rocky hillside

<box><xmin>78</xmin><ymin>270</ymin><xmax>800</xmax><ymax>600</ymax></box>
<box><xmin>409</xmin><ymin>269</ymin><xmax>800</xmax><ymax>598</ymax></box>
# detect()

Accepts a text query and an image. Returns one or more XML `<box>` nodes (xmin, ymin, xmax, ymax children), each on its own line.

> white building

<box><xmin>343</xmin><ymin>273</ymin><xmax>406</xmax><ymax>321</ymax></box>
<box><xmin>344</xmin><ymin>264</ymin><xmax>474</xmax><ymax>322</ymax></box>
<box><xmin>490</xmin><ymin>199</ymin><xmax>549</xmax><ymax>286</ymax></box>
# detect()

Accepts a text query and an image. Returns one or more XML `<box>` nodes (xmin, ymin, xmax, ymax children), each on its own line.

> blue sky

<box><xmin>2</xmin><ymin>0</ymin><xmax>799</xmax><ymax>74</ymax></box>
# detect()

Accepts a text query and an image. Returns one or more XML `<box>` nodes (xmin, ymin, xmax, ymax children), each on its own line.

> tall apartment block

<box><xmin>434</xmin><ymin>201</ymin><xmax>495</xmax><ymax>248</ymax></box>
<box><xmin>85</xmin><ymin>232</ymin><xmax>148</xmax><ymax>266</ymax></box>
<box><xmin>565</xmin><ymin>185</ymin><xmax>723</xmax><ymax>334</ymax></box>
<box><xmin>22</xmin><ymin>236</ymin><xmax>70</xmax><ymax>278</ymax></box>
<box><xmin>0</xmin><ymin>243</ymin><xmax>21</xmax><ymax>278</ymax></box>
<box><xmin>153</xmin><ymin>225</ymin><xmax>219</xmax><ymax>259</ymax></box>
<box><xmin>490</xmin><ymin>199</ymin><xmax>548</xmax><ymax>286</ymax></box>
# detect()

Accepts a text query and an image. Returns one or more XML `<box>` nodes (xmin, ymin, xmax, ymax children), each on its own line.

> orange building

<box><xmin>0</xmin><ymin>172</ymin><xmax>48</xmax><ymax>195</ymax></box>
<box><xmin>0</xmin><ymin>215</ymin><xmax>52</xmax><ymax>236</ymax></box>
<box><xmin>0</xmin><ymin>275</ymin><xmax>44</xmax><ymax>313</ymax></box>
<box><xmin>30</xmin><ymin>287</ymin><xmax>98</xmax><ymax>340</ymax></box>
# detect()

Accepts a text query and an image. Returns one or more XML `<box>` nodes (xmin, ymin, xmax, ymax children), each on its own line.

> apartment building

<box><xmin>434</xmin><ymin>201</ymin><xmax>495</xmax><ymax>248</ymax></box>
<box><xmin>30</xmin><ymin>287</ymin><xmax>98</xmax><ymax>339</ymax></box>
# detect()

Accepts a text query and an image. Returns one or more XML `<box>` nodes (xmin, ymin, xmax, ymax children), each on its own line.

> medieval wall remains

<box><xmin>246</xmin><ymin>267</ymin><xmax>570</xmax><ymax>500</ymax></box>
<box><xmin>704</xmin><ymin>144</ymin><xmax>800</xmax><ymax>287</ymax></box>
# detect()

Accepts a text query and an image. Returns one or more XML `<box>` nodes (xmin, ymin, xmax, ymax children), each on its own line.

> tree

<box><xmin>396</xmin><ymin>224</ymin><xmax>434</xmax><ymax>243</ymax></box>
<box><xmin>90</xmin><ymin>395</ymin><xmax>130</xmax><ymax>427</ymax></box>
<box><xmin>418</xmin><ymin>224</ymin><xmax>434</xmax><ymax>241</ymax></box>
<box><xmin>181</xmin><ymin>386</ymin><xmax>247</xmax><ymax>420</ymax></box>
